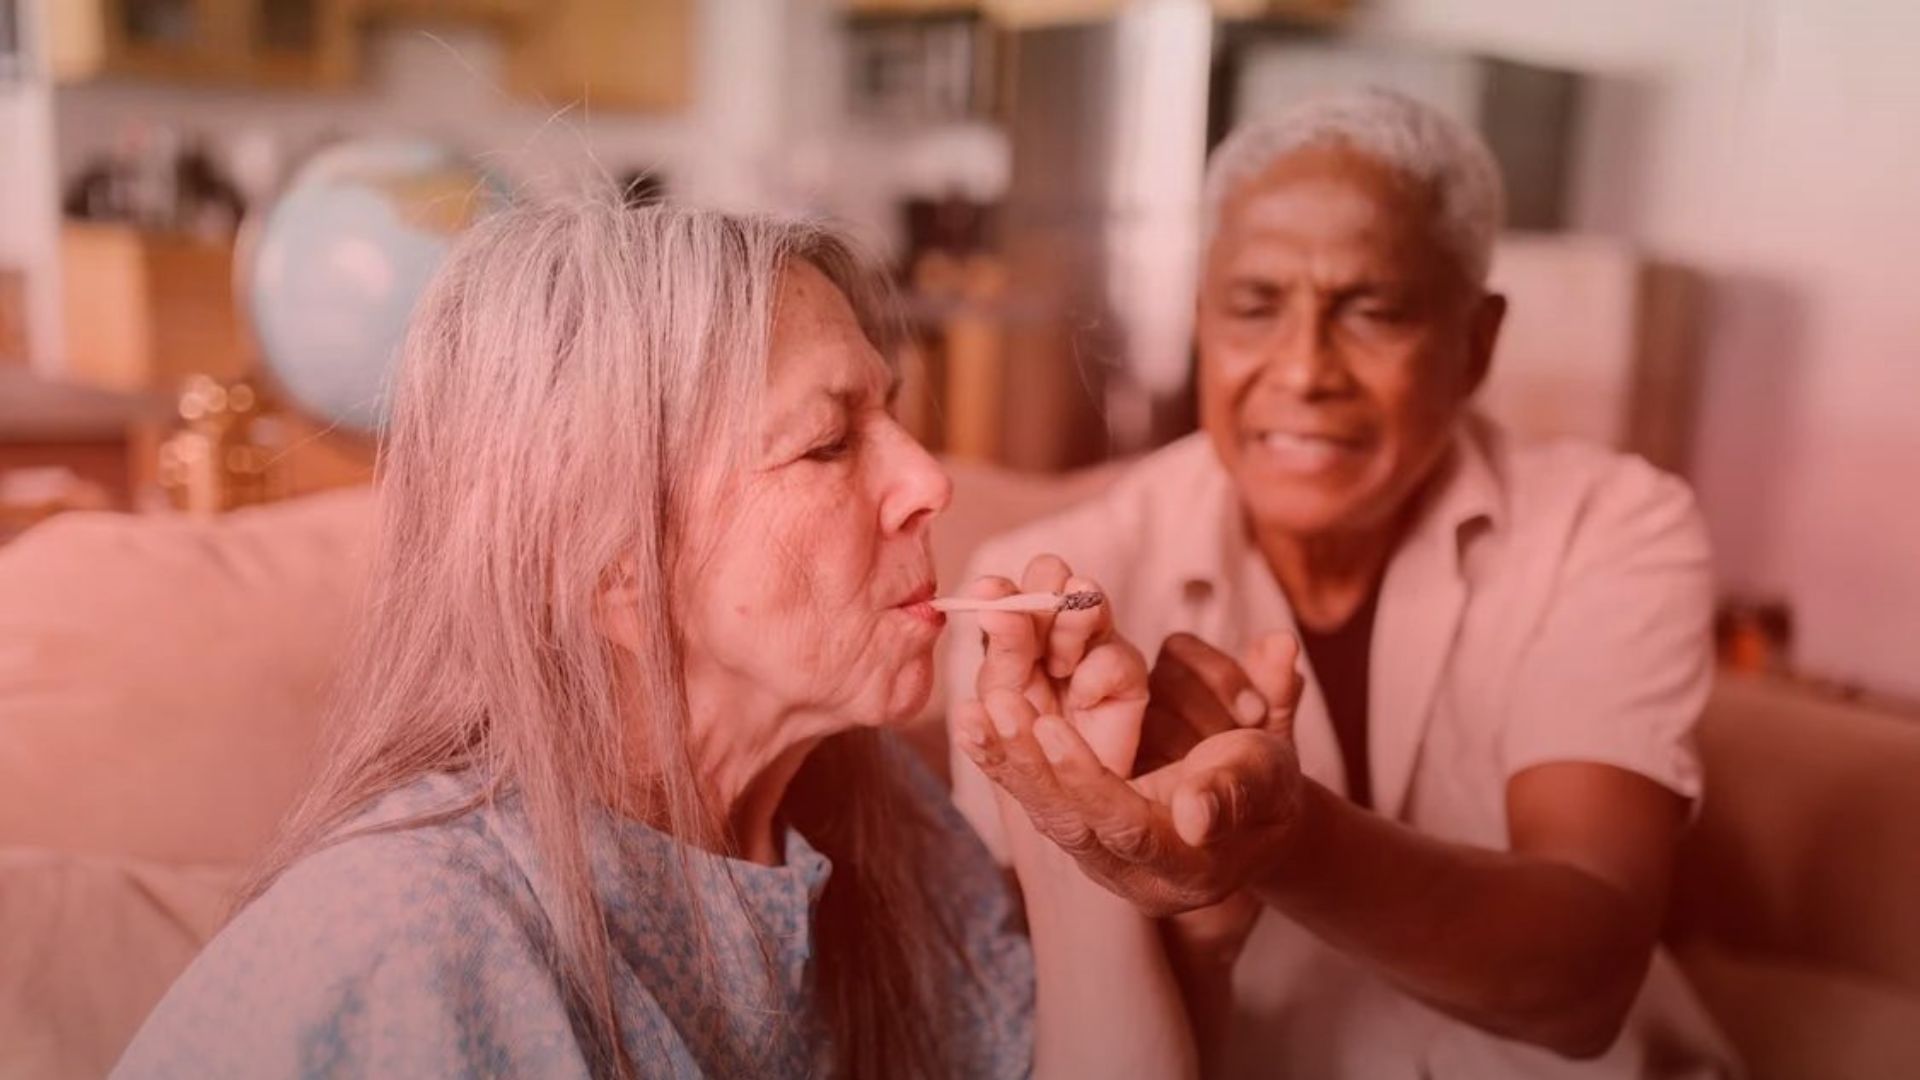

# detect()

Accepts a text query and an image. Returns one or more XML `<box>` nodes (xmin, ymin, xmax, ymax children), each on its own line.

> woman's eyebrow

<box><xmin>760</xmin><ymin>392</ymin><xmax>842</xmax><ymax>454</ymax></box>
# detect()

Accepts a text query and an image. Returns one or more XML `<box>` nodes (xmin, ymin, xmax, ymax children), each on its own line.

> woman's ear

<box><xmin>595</xmin><ymin>556</ymin><xmax>647</xmax><ymax>655</ymax></box>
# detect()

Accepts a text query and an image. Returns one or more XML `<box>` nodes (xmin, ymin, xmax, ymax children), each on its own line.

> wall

<box><xmin>0</xmin><ymin>0</ymin><xmax>61</xmax><ymax>370</ymax></box>
<box><xmin>1354</xmin><ymin>0</ymin><xmax>1920</xmax><ymax>697</ymax></box>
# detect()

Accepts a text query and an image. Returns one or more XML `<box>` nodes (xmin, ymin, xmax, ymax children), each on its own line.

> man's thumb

<box><xmin>1241</xmin><ymin>631</ymin><xmax>1303</xmax><ymax>740</ymax></box>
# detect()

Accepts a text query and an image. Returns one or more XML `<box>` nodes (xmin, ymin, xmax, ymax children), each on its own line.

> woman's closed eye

<box><xmin>802</xmin><ymin>428</ymin><xmax>857</xmax><ymax>464</ymax></box>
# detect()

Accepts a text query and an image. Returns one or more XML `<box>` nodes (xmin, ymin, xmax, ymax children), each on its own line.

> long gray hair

<box><xmin>243</xmin><ymin>200</ymin><xmax>958</xmax><ymax>1077</ymax></box>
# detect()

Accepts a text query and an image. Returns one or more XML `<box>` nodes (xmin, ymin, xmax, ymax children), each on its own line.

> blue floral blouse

<box><xmin>112</xmin><ymin>743</ymin><xmax>1034</xmax><ymax>1078</ymax></box>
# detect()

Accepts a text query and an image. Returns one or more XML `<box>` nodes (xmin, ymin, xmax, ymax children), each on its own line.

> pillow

<box><xmin>0</xmin><ymin>488</ymin><xmax>374</xmax><ymax>864</ymax></box>
<box><xmin>0</xmin><ymin>847</ymin><xmax>244</xmax><ymax>1080</ymax></box>
<box><xmin>1672</xmin><ymin>674</ymin><xmax>1920</xmax><ymax>992</ymax></box>
<box><xmin>1672</xmin><ymin>937</ymin><xmax>1920</xmax><ymax>1080</ymax></box>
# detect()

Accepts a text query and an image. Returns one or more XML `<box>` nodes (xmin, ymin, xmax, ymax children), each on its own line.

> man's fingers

<box><xmin>1172</xmin><ymin>771</ymin><xmax>1250</xmax><ymax>847</ymax></box>
<box><xmin>1240</xmin><ymin>631</ymin><xmax>1304</xmax><ymax>738</ymax></box>
<box><xmin>1162</xmin><ymin>633</ymin><xmax>1269</xmax><ymax>728</ymax></box>
<box><xmin>1148</xmin><ymin>633</ymin><xmax>1249</xmax><ymax>742</ymax></box>
<box><xmin>1169</xmin><ymin>730</ymin><xmax>1297</xmax><ymax>846</ymax></box>
<box><xmin>1133</xmin><ymin>702</ymin><xmax>1204</xmax><ymax>777</ymax></box>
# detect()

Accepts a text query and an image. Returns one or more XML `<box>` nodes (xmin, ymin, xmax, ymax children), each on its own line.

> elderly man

<box><xmin>949</xmin><ymin>89</ymin><xmax>1736</xmax><ymax>1078</ymax></box>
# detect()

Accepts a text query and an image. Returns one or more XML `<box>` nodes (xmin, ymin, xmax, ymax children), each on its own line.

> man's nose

<box><xmin>1263</xmin><ymin>312</ymin><xmax>1349</xmax><ymax>397</ymax></box>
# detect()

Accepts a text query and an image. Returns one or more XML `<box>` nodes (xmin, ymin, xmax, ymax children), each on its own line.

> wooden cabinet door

<box><xmin>507</xmin><ymin>0</ymin><xmax>691</xmax><ymax>112</ymax></box>
<box><xmin>57</xmin><ymin>0</ymin><xmax>355</xmax><ymax>87</ymax></box>
<box><xmin>234</xmin><ymin>0</ymin><xmax>356</xmax><ymax>88</ymax></box>
<box><xmin>95</xmin><ymin>0</ymin><xmax>233</xmax><ymax>80</ymax></box>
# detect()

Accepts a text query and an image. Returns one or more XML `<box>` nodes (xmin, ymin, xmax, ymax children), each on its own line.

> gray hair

<box><xmin>1203</xmin><ymin>87</ymin><xmax>1506</xmax><ymax>285</ymax></box>
<box><xmin>240</xmin><ymin>199</ymin><xmax>953</xmax><ymax>1079</ymax></box>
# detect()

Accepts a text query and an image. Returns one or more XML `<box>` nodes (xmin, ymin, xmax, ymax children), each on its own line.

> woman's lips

<box><xmin>900</xmin><ymin>601</ymin><xmax>947</xmax><ymax>629</ymax></box>
<box><xmin>894</xmin><ymin>583</ymin><xmax>946</xmax><ymax>629</ymax></box>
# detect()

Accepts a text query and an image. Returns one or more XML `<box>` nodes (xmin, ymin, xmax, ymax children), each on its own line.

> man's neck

<box><xmin>1253</xmin><ymin>518</ymin><xmax>1398</xmax><ymax>633</ymax></box>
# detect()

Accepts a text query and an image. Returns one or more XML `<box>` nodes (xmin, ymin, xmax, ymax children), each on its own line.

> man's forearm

<box><xmin>1249</xmin><ymin>782</ymin><xmax>1657</xmax><ymax>1057</ymax></box>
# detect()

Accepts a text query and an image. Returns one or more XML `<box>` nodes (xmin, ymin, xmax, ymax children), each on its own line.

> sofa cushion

<box><xmin>0</xmin><ymin>488</ymin><xmax>374</xmax><ymax>864</ymax></box>
<box><xmin>1672</xmin><ymin>674</ymin><xmax>1920</xmax><ymax>993</ymax></box>
<box><xmin>1673</xmin><ymin>938</ymin><xmax>1920</xmax><ymax>1080</ymax></box>
<box><xmin>0</xmin><ymin>847</ymin><xmax>242</xmax><ymax>1080</ymax></box>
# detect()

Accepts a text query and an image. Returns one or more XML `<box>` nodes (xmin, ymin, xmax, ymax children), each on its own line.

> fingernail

<box><xmin>1198</xmin><ymin>791</ymin><xmax>1219</xmax><ymax>832</ymax></box>
<box><xmin>1234</xmin><ymin>689</ymin><xmax>1266</xmax><ymax>726</ymax></box>
<box><xmin>1033</xmin><ymin>722</ymin><xmax>1070</xmax><ymax>765</ymax></box>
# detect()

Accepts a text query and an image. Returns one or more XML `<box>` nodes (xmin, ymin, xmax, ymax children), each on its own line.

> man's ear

<box><xmin>1464</xmin><ymin>290</ymin><xmax>1508</xmax><ymax>397</ymax></box>
<box><xmin>595</xmin><ymin>557</ymin><xmax>646</xmax><ymax>655</ymax></box>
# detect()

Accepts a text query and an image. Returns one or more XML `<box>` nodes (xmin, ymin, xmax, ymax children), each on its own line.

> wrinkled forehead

<box><xmin>1210</xmin><ymin>144</ymin><xmax>1448</xmax><ymax>270</ymax></box>
<box><xmin>763</xmin><ymin>262</ymin><xmax>894</xmax><ymax>407</ymax></box>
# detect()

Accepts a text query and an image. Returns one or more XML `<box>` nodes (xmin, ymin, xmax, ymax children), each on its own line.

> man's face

<box><xmin>1197</xmin><ymin>144</ymin><xmax>1504</xmax><ymax>540</ymax></box>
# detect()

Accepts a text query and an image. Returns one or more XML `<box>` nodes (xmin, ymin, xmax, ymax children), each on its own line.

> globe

<box><xmin>240</xmin><ymin>139</ymin><xmax>510</xmax><ymax>437</ymax></box>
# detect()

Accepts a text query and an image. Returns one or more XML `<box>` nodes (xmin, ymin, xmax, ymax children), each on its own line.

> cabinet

<box><xmin>59</xmin><ymin>223</ymin><xmax>248</xmax><ymax>394</ymax></box>
<box><xmin>51</xmin><ymin>0</ymin><xmax>355</xmax><ymax>88</ymax></box>
<box><xmin>845</xmin><ymin>0</ymin><xmax>1351</xmax><ymax>25</ymax></box>
<box><xmin>49</xmin><ymin>0</ymin><xmax>692</xmax><ymax>110</ymax></box>
<box><xmin>506</xmin><ymin>0</ymin><xmax>691</xmax><ymax>112</ymax></box>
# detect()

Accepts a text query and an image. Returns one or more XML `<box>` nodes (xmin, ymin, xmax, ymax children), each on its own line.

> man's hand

<box><xmin>1138</xmin><ymin>632</ymin><xmax>1303</xmax><ymax>776</ymax></box>
<box><xmin>1138</xmin><ymin>632</ymin><xmax>1307</xmax><ymax>967</ymax></box>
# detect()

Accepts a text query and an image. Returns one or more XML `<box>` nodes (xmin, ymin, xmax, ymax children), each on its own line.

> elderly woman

<box><xmin>111</xmin><ymin>204</ymin><xmax>1203</xmax><ymax>1079</ymax></box>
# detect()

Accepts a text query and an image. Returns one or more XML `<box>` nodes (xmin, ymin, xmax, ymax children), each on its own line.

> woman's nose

<box><xmin>879</xmin><ymin>423</ymin><xmax>952</xmax><ymax>535</ymax></box>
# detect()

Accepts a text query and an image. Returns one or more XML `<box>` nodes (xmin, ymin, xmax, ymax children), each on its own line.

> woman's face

<box><xmin>682</xmin><ymin>263</ymin><xmax>952</xmax><ymax>729</ymax></box>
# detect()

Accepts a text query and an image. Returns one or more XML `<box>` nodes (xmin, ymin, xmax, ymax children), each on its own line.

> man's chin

<box><xmin>1237</xmin><ymin>487</ymin><xmax>1377</xmax><ymax>541</ymax></box>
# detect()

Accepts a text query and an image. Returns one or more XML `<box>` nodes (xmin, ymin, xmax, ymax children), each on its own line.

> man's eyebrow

<box><xmin>1227</xmin><ymin>277</ymin><xmax>1283</xmax><ymax>292</ymax></box>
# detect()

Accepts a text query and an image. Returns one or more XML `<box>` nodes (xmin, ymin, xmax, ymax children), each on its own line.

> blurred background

<box><xmin>0</xmin><ymin>0</ymin><xmax>1915</xmax><ymax>702</ymax></box>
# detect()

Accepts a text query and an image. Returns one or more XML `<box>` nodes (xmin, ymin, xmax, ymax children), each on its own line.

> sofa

<box><xmin>2</xmin><ymin>470</ymin><xmax>1917</xmax><ymax>1079</ymax></box>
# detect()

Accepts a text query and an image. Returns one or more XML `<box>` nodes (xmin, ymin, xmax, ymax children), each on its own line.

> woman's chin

<box><xmin>872</xmin><ymin>655</ymin><xmax>936</xmax><ymax>729</ymax></box>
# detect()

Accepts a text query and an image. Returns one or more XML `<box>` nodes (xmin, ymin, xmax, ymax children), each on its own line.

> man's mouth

<box><xmin>1245</xmin><ymin>429</ymin><xmax>1369</xmax><ymax>475</ymax></box>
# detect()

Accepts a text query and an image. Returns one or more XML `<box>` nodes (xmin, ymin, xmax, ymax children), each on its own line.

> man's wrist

<box><xmin>1248</xmin><ymin>778</ymin><xmax>1335</xmax><ymax>902</ymax></box>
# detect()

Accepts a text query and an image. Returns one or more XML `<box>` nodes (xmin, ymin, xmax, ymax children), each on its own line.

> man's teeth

<box><xmin>1257</xmin><ymin>432</ymin><xmax>1348</xmax><ymax>470</ymax></box>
